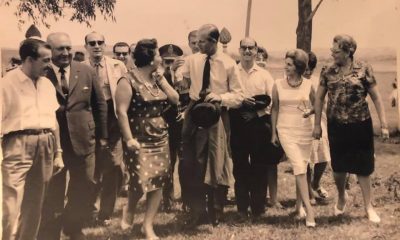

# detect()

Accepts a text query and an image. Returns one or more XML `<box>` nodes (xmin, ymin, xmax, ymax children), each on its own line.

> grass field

<box><xmin>71</xmin><ymin>137</ymin><xmax>400</xmax><ymax>240</ymax></box>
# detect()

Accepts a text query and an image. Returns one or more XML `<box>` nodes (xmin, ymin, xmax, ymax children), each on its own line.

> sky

<box><xmin>0</xmin><ymin>0</ymin><xmax>399</xmax><ymax>52</ymax></box>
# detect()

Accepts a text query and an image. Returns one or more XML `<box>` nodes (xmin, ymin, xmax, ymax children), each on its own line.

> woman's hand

<box><xmin>312</xmin><ymin>125</ymin><xmax>322</xmax><ymax>139</ymax></box>
<box><xmin>271</xmin><ymin>134</ymin><xmax>280</xmax><ymax>147</ymax></box>
<box><xmin>126</xmin><ymin>138</ymin><xmax>141</xmax><ymax>152</ymax></box>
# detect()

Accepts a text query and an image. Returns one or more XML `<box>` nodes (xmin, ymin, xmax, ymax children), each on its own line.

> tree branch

<box><xmin>306</xmin><ymin>0</ymin><xmax>324</xmax><ymax>23</ymax></box>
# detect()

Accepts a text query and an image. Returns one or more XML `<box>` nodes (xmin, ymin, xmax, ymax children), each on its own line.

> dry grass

<box><xmin>63</xmin><ymin>137</ymin><xmax>400</xmax><ymax>240</ymax></box>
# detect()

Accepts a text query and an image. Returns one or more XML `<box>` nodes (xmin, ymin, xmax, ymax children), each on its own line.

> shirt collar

<box><xmin>51</xmin><ymin>62</ymin><xmax>70</xmax><ymax>73</ymax></box>
<box><xmin>238</xmin><ymin>62</ymin><xmax>260</xmax><ymax>74</ymax></box>
<box><xmin>90</xmin><ymin>56</ymin><xmax>105</xmax><ymax>68</ymax></box>
<box><xmin>15</xmin><ymin>67</ymin><xmax>46</xmax><ymax>84</ymax></box>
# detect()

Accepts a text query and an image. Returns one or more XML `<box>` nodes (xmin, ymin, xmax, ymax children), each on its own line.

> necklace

<box><xmin>134</xmin><ymin>69</ymin><xmax>160</xmax><ymax>97</ymax></box>
<box><xmin>287</xmin><ymin>77</ymin><xmax>302</xmax><ymax>88</ymax></box>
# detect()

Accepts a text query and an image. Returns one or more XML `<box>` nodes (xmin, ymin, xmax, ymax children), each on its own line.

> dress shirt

<box><xmin>90</xmin><ymin>57</ymin><xmax>112</xmax><ymax>101</ymax></box>
<box><xmin>181</xmin><ymin>51</ymin><xmax>244</xmax><ymax>108</ymax></box>
<box><xmin>1</xmin><ymin>68</ymin><xmax>59</xmax><ymax>135</ymax></box>
<box><xmin>51</xmin><ymin>62</ymin><xmax>70</xmax><ymax>86</ymax></box>
<box><xmin>238</xmin><ymin>63</ymin><xmax>274</xmax><ymax>115</ymax></box>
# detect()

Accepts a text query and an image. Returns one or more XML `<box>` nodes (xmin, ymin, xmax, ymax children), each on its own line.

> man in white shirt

<box><xmin>230</xmin><ymin>37</ymin><xmax>283</xmax><ymax>222</ymax></box>
<box><xmin>180</xmin><ymin>24</ymin><xmax>244</xmax><ymax>228</ymax></box>
<box><xmin>1</xmin><ymin>38</ymin><xmax>62</xmax><ymax>240</ymax></box>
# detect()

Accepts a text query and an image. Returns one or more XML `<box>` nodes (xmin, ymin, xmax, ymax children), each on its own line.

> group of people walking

<box><xmin>1</xmin><ymin>23</ymin><xmax>389</xmax><ymax>240</ymax></box>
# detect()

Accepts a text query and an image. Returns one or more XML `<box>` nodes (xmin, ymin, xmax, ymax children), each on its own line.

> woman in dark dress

<box><xmin>313</xmin><ymin>35</ymin><xmax>389</xmax><ymax>223</ymax></box>
<box><xmin>116</xmin><ymin>39</ymin><xmax>179</xmax><ymax>239</ymax></box>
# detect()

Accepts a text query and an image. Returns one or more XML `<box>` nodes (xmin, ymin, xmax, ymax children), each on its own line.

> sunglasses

<box><xmin>115</xmin><ymin>52</ymin><xmax>128</xmax><ymax>57</ymax></box>
<box><xmin>163</xmin><ymin>59</ymin><xmax>174</xmax><ymax>65</ymax></box>
<box><xmin>240</xmin><ymin>45</ymin><xmax>256</xmax><ymax>51</ymax></box>
<box><xmin>56</xmin><ymin>46</ymin><xmax>72</xmax><ymax>51</ymax></box>
<box><xmin>87</xmin><ymin>41</ymin><xmax>105</xmax><ymax>47</ymax></box>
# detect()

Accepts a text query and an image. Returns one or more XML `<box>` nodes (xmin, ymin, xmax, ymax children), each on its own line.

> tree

<box><xmin>296</xmin><ymin>0</ymin><xmax>324</xmax><ymax>52</ymax></box>
<box><xmin>2</xmin><ymin>0</ymin><xmax>116</xmax><ymax>28</ymax></box>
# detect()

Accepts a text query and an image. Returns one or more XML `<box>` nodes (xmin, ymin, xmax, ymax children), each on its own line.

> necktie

<box><xmin>59</xmin><ymin>67</ymin><xmax>69</xmax><ymax>96</ymax></box>
<box><xmin>201</xmin><ymin>55</ymin><xmax>211</xmax><ymax>97</ymax></box>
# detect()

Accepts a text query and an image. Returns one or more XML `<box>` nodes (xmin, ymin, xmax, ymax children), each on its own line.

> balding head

<box><xmin>85</xmin><ymin>31</ymin><xmax>106</xmax><ymax>60</ymax></box>
<box><xmin>47</xmin><ymin>32</ymin><xmax>72</xmax><ymax>68</ymax></box>
<box><xmin>239</xmin><ymin>37</ymin><xmax>258</xmax><ymax>63</ymax></box>
<box><xmin>197</xmin><ymin>24</ymin><xmax>219</xmax><ymax>55</ymax></box>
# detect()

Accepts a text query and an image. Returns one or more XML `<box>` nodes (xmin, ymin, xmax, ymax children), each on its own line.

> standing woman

<box><xmin>116</xmin><ymin>39</ymin><xmax>179</xmax><ymax>239</ymax></box>
<box><xmin>271</xmin><ymin>49</ymin><xmax>316</xmax><ymax>227</ymax></box>
<box><xmin>313</xmin><ymin>35</ymin><xmax>389</xmax><ymax>223</ymax></box>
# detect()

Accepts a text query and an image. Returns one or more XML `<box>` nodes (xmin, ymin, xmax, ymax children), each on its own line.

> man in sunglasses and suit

<box><xmin>83</xmin><ymin>32</ymin><xmax>128</xmax><ymax>226</ymax></box>
<box><xmin>38</xmin><ymin>32</ymin><xmax>108</xmax><ymax>240</ymax></box>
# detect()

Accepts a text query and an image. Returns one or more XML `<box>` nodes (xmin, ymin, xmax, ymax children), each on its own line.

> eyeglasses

<box><xmin>114</xmin><ymin>52</ymin><xmax>128</xmax><ymax>57</ymax></box>
<box><xmin>56</xmin><ymin>46</ymin><xmax>72</xmax><ymax>51</ymax></box>
<box><xmin>87</xmin><ymin>41</ymin><xmax>105</xmax><ymax>47</ymax></box>
<box><xmin>330</xmin><ymin>48</ymin><xmax>342</xmax><ymax>55</ymax></box>
<box><xmin>240</xmin><ymin>45</ymin><xmax>256</xmax><ymax>51</ymax></box>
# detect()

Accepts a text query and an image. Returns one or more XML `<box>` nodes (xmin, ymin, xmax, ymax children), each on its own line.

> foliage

<box><xmin>2</xmin><ymin>0</ymin><xmax>116</xmax><ymax>28</ymax></box>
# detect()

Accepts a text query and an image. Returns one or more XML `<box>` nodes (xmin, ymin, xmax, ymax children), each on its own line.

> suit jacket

<box><xmin>47</xmin><ymin>61</ymin><xmax>108</xmax><ymax>156</ymax></box>
<box><xmin>83</xmin><ymin>56</ymin><xmax>127</xmax><ymax>116</ymax></box>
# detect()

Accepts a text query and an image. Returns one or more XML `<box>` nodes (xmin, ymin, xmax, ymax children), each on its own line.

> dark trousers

<box><xmin>2</xmin><ymin>132</ymin><xmax>55</xmax><ymax>240</ymax></box>
<box><xmin>38</xmin><ymin>142</ymin><xmax>96</xmax><ymax>239</ymax></box>
<box><xmin>92</xmin><ymin>99</ymin><xmax>124</xmax><ymax>220</ymax></box>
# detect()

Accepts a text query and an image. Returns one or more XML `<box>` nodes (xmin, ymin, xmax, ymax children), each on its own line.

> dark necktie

<box><xmin>201</xmin><ymin>55</ymin><xmax>211</xmax><ymax>97</ymax></box>
<box><xmin>59</xmin><ymin>67</ymin><xmax>69</xmax><ymax>96</ymax></box>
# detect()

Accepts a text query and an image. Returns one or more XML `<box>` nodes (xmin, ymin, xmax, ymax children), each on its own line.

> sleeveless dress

<box><xmin>276</xmin><ymin>78</ymin><xmax>313</xmax><ymax>175</ymax></box>
<box><xmin>122</xmin><ymin>71</ymin><xmax>171</xmax><ymax>193</ymax></box>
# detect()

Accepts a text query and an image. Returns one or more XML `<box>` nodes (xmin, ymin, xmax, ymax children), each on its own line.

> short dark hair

<box><xmin>307</xmin><ymin>51</ymin><xmax>317</xmax><ymax>71</ymax></box>
<box><xmin>113</xmin><ymin>42</ymin><xmax>130</xmax><ymax>53</ymax></box>
<box><xmin>208</xmin><ymin>28</ymin><xmax>220</xmax><ymax>43</ymax></box>
<box><xmin>257</xmin><ymin>46</ymin><xmax>268</xmax><ymax>60</ymax></box>
<box><xmin>285</xmin><ymin>49</ymin><xmax>309</xmax><ymax>75</ymax></box>
<box><xmin>133</xmin><ymin>39</ymin><xmax>158</xmax><ymax>68</ymax></box>
<box><xmin>19</xmin><ymin>38</ymin><xmax>51</xmax><ymax>62</ymax></box>
<box><xmin>333</xmin><ymin>34</ymin><xmax>357</xmax><ymax>59</ymax></box>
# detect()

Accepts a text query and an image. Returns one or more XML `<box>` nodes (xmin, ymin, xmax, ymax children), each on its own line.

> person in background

<box><xmin>271</xmin><ymin>49</ymin><xmax>316</xmax><ymax>227</ymax></box>
<box><xmin>159</xmin><ymin>43</ymin><xmax>186</xmax><ymax>212</ymax></box>
<box><xmin>113</xmin><ymin>42</ymin><xmax>131</xmax><ymax>66</ymax></box>
<box><xmin>5</xmin><ymin>56</ymin><xmax>22</xmax><ymax>73</ymax></box>
<box><xmin>116</xmin><ymin>38</ymin><xmax>179</xmax><ymax>240</ymax></box>
<box><xmin>73</xmin><ymin>51</ymin><xmax>85</xmax><ymax>62</ymax></box>
<box><xmin>303</xmin><ymin>51</ymin><xmax>331</xmax><ymax>205</ymax></box>
<box><xmin>1</xmin><ymin>38</ymin><xmax>62</xmax><ymax>240</ymax></box>
<box><xmin>256</xmin><ymin>46</ymin><xmax>268</xmax><ymax>69</ymax></box>
<box><xmin>84</xmin><ymin>31</ymin><xmax>127</xmax><ymax>226</ymax></box>
<box><xmin>390</xmin><ymin>78</ymin><xmax>398</xmax><ymax>107</ymax></box>
<box><xmin>313</xmin><ymin>34</ymin><xmax>389</xmax><ymax>223</ymax></box>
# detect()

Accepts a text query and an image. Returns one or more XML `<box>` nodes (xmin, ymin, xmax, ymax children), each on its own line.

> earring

<box><xmin>150</xmin><ymin>61</ymin><xmax>154</xmax><ymax>66</ymax></box>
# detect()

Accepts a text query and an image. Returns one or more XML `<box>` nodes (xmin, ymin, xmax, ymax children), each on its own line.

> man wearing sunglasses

<box><xmin>38</xmin><ymin>32</ymin><xmax>108</xmax><ymax>240</ymax></box>
<box><xmin>112</xmin><ymin>42</ymin><xmax>130</xmax><ymax>66</ymax></box>
<box><xmin>83</xmin><ymin>32</ymin><xmax>128</xmax><ymax>227</ymax></box>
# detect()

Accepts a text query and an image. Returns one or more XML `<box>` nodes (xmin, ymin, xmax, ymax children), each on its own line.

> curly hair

<box><xmin>333</xmin><ymin>34</ymin><xmax>357</xmax><ymax>59</ymax></box>
<box><xmin>285</xmin><ymin>49</ymin><xmax>309</xmax><ymax>75</ymax></box>
<box><xmin>133</xmin><ymin>38</ymin><xmax>158</xmax><ymax>68</ymax></box>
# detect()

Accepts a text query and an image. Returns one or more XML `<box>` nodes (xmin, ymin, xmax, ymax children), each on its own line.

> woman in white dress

<box><xmin>271</xmin><ymin>49</ymin><xmax>316</xmax><ymax>227</ymax></box>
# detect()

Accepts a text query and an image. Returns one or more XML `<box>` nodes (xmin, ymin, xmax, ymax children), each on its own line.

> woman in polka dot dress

<box><xmin>116</xmin><ymin>39</ymin><xmax>179</xmax><ymax>240</ymax></box>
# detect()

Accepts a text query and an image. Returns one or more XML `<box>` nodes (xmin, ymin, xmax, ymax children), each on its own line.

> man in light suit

<box><xmin>38</xmin><ymin>32</ymin><xmax>108</xmax><ymax>240</ymax></box>
<box><xmin>83</xmin><ymin>31</ymin><xmax>127</xmax><ymax>225</ymax></box>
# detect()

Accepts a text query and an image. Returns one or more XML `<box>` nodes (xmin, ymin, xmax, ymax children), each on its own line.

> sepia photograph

<box><xmin>0</xmin><ymin>0</ymin><xmax>399</xmax><ymax>239</ymax></box>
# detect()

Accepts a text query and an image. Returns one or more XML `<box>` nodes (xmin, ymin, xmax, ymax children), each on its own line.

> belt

<box><xmin>4</xmin><ymin>129</ymin><xmax>52</xmax><ymax>138</ymax></box>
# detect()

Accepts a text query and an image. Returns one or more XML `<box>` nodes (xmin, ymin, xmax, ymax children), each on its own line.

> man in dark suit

<box><xmin>38</xmin><ymin>32</ymin><xmax>108</xmax><ymax>240</ymax></box>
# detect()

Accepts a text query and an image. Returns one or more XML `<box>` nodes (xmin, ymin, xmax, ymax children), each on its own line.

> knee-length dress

<box><xmin>276</xmin><ymin>78</ymin><xmax>313</xmax><ymax>175</ymax></box>
<box><xmin>122</xmin><ymin>71</ymin><xmax>171</xmax><ymax>193</ymax></box>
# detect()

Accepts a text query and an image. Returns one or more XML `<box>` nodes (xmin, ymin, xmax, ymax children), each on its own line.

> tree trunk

<box><xmin>297</xmin><ymin>0</ymin><xmax>312</xmax><ymax>52</ymax></box>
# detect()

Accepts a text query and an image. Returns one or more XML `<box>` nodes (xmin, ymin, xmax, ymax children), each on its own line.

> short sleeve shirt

<box><xmin>320</xmin><ymin>60</ymin><xmax>377</xmax><ymax>123</ymax></box>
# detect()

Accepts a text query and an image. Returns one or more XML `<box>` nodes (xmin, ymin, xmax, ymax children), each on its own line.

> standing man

<box><xmin>1</xmin><ymin>38</ymin><xmax>62</xmax><ymax>240</ymax></box>
<box><xmin>84</xmin><ymin>32</ymin><xmax>127</xmax><ymax>225</ymax></box>
<box><xmin>112</xmin><ymin>42</ymin><xmax>130</xmax><ymax>66</ymax></box>
<box><xmin>230</xmin><ymin>37</ymin><xmax>281</xmax><ymax>222</ymax></box>
<box><xmin>159</xmin><ymin>44</ymin><xmax>185</xmax><ymax>212</ymax></box>
<box><xmin>38</xmin><ymin>32</ymin><xmax>108</xmax><ymax>240</ymax></box>
<box><xmin>180</xmin><ymin>24</ymin><xmax>244</xmax><ymax>228</ymax></box>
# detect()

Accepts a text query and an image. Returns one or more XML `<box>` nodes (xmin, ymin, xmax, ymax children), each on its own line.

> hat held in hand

<box><xmin>190</xmin><ymin>93</ymin><xmax>221</xmax><ymax>128</ymax></box>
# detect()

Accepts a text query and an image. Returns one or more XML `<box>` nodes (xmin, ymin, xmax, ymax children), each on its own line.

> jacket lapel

<box><xmin>68</xmin><ymin>62</ymin><xmax>80</xmax><ymax>94</ymax></box>
<box><xmin>46</xmin><ymin>66</ymin><xmax>65</xmax><ymax>99</ymax></box>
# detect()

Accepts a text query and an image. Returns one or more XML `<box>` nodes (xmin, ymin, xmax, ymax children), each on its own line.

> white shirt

<box><xmin>181</xmin><ymin>51</ymin><xmax>244</xmax><ymax>108</ymax></box>
<box><xmin>1</xmin><ymin>68</ymin><xmax>59</xmax><ymax>135</ymax></box>
<box><xmin>51</xmin><ymin>62</ymin><xmax>71</xmax><ymax>87</ymax></box>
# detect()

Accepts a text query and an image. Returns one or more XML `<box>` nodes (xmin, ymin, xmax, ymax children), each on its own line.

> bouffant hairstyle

<box><xmin>133</xmin><ymin>38</ymin><xmax>158</xmax><ymax>68</ymax></box>
<box><xmin>285</xmin><ymin>49</ymin><xmax>309</xmax><ymax>75</ymax></box>
<box><xmin>333</xmin><ymin>34</ymin><xmax>357</xmax><ymax>59</ymax></box>
<box><xmin>307</xmin><ymin>51</ymin><xmax>317</xmax><ymax>71</ymax></box>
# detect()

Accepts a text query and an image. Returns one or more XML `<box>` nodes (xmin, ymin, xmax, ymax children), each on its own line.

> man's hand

<box><xmin>126</xmin><ymin>138</ymin><xmax>141</xmax><ymax>152</ymax></box>
<box><xmin>171</xmin><ymin>57</ymin><xmax>185</xmax><ymax>71</ymax></box>
<box><xmin>381</xmin><ymin>127</ymin><xmax>390</xmax><ymax>140</ymax></box>
<box><xmin>204</xmin><ymin>92</ymin><xmax>222</xmax><ymax>103</ymax></box>
<box><xmin>99</xmin><ymin>138</ymin><xmax>109</xmax><ymax>150</ymax></box>
<box><xmin>271</xmin><ymin>134</ymin><xmax>280</xmax><ymax>147</ymax></box>
<box><xmin>53</xmin><ymin>153</ymin><xmax>64</xmax><ymax>175</ymax></box>
<box><xmin>312</xmin><ymin>125</ymin><xmax>322</xmax><ymax>139</ymax></box>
